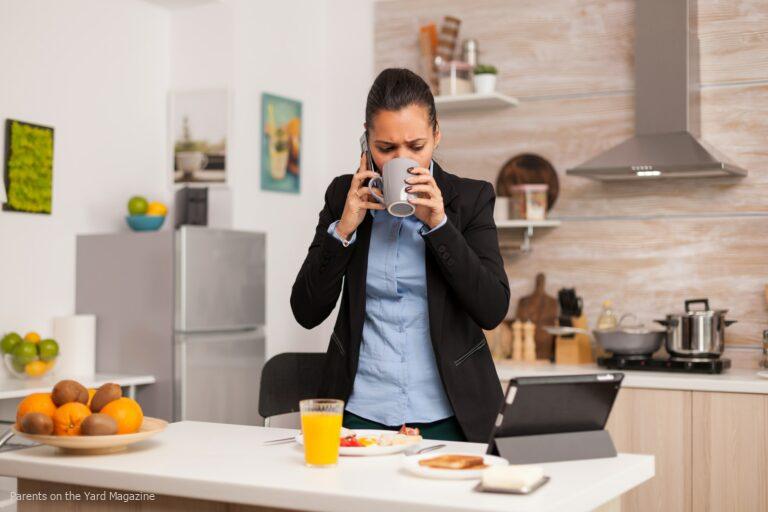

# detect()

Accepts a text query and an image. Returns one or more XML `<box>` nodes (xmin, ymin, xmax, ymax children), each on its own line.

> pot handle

<box><xmin>685</xmin><ymin>298</ymin><xmax>710</xmax><ymax>312</ymax></box>
<box><xmin>654</xmin><ymin>318</ymin><xmax>676</xmax><ymax>327</ymax></box>
<box><xmin>725</xmin><ymin>320</ymin><xmax>737</xmax><ymax>327</ymax></box>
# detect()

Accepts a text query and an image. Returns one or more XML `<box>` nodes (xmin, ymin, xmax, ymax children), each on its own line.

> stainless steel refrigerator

<box><xmin>76</xmin><ymin>227</ymin><xmax>266</xmax><ymax>425</ymax></box>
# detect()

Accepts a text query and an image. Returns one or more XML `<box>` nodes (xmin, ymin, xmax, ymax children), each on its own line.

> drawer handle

<box><xmin>454</xmin><ymin>338</ymin><xmax>487</xmax><ymax>367</ymax></box>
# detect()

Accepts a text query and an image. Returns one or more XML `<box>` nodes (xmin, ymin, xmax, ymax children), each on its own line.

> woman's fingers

<box><xmin>408</xmin><ymin>196</ymin><xmax>441</xmax><ymax>207</ymax></box>
<box><xmin>405</xmin><ymin>184</ymin><xmax>439</xmax><ymax>197</ymax></box>
<box><xmin>405</xmin><ymin>174</ymin><xmax>436</xmax><ymax>186</ymax></box>
<box><xmin>407</xmin><ymin>166</ymin><xmax>430</xmax><ymax>175</ymax></box>
<box><xmin>351</xmin><ymin>170</ymin><xmax>378</xmax><ymax>189</ymax></box>
<box><xmin>361</xmin><ymin>201</ymin><xmax>385</xmax><ymax>210</ymax></box>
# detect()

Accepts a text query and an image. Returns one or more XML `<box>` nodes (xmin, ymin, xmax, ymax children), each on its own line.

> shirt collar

<box><xmin>370</xmin><ymin>160</ymin><xmax>433</xmax><ymax>219</ymax></box>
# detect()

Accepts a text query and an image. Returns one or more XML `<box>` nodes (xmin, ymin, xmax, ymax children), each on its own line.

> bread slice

<box><xmin>418</xmin><ymin>454</ymin><xmax>487</xmax><ymax>470</ymax></box>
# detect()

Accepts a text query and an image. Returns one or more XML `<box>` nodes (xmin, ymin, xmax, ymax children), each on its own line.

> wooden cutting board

<box><xmin>515</xmin><ymin>273</ymin><xmax>558</xmax><ymax>360</ymax></box>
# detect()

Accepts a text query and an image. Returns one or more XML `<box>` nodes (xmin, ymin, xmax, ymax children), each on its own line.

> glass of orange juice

<box><xmin>299</xmin><ymin>398</ymin><xmax>344</xmax><ymax>467</ymax></box>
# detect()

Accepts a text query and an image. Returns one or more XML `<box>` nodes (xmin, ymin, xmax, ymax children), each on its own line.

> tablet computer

<box><xmin>486</xmin><ymin>373</ymin><xmax>623</xmax><ymax>460</ymax></box>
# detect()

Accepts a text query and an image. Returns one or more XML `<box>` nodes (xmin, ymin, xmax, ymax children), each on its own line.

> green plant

<box><xmin>474</xmin><ymin>64</ymin><xmax>498</xmax><ymax>75</ymax></box>
<box><xmin>4</xmin><ymin>120</ymin><xmax>54</xmax><ymax>214</ymax></box>
<box><xmin>174</xmin><ymin>116</ymin><xmax>205</xmax><ymax>152</ymax></box>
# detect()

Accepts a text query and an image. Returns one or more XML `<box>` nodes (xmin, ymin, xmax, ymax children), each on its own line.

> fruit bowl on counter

<box><xmin>1</xmin><ymin>332</ymin><xmax>59</xmax><ymax>380</ymax></box>
<box><xmin>126</xmin><ymin>195</ymin><xmax>167</xmax><ymax>232</ymax></box>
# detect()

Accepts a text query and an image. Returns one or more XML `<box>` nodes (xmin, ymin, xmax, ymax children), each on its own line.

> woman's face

<box><xmin>366</xmin><ymin>104</ymin><xmax>441</xmax><ymax>172</ymax></box>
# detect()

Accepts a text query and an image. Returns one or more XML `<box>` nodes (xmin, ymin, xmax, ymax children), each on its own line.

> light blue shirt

<box><xmin>327</xmin><ymin>160</ymin><xmax>453</xmax><ymax>425</ymax></box>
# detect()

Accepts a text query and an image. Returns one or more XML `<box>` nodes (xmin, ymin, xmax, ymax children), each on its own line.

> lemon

<box><xmin>24</xmin><ymin>332</ymin><xmax>41</xmax><ymax>343</ymax></box>
<box><xmin>24</xmin><ymin>360</ymin><xmax>48</xmax><ymax>378</ymax></box>
<box><xmin>146</xmin><ymin>201</ymin><xmax>167</xmax><ymax>216</ymax></box>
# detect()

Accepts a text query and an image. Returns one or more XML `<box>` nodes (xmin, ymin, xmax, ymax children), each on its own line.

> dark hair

<box><xmin>365</xmin><ymin>68</ymin><xmax>438</xmax><ymax>133</ymax></box>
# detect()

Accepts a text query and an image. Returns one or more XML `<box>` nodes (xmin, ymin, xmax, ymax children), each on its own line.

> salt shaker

<box><xmin>762</xmin><ymin>330</ymin><xmax>768</xmax><ymax>369</ymax></box>
<box><xmin>512</xmin><ymin>320</ymin><xmax>523</xmax><ymax>361</ymax></box>
<box><xmin>523</xmin><ymin>320</ymin><xmax>537</xmax><ymax>362</ymax></box>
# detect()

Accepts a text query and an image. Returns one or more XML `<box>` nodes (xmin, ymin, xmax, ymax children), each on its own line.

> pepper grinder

<box><xmin>761</xmin><ymin>330</ymin><xmax>768</xmax><ymax>369</ymax></box>
<box><xmin>512</xmin><ymin>320</ymin><xmax>523</xmax><ymax>361</ymax></box>
<box><xmin>523</xmin><ymin>320</ymin><xmax>537</xmax><ymax>361</ymax></box>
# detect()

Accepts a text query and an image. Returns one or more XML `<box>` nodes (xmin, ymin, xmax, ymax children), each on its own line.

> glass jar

<box><xmin>510</xmin><ymin>184</ymin><xmax>548</xmax><ymax>220</ymax></box>
<box><xmin>437</xmin><ymin>60</ymin><xmax>473</xmax><ymax>96</ymax></box>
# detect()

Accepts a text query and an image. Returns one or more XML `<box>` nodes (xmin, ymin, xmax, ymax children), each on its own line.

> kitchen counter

<box><xmin>0</xmin><ymin>421</ymin><xmax>654</xmax><ymax>512</ymax></box>
<box><xmin>0</xmin><ymin>373</ymin><xmax>155</xmax><ymax>400</ymax></box>
<box><xmin>496</xmin><ymin>361</ymin><xmax>768</xmax><ymax>394</ymax></box>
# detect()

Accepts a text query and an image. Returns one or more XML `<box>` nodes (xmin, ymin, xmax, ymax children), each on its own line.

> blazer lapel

<box><xmin>347</xmin><ymin>212</ymin><xmax>373</xmax><ymax>355</ymax></box>
<box><xmin>426</xmin><ymin>163</ymin><xmax>459</xmax><ymax>353</ymax></box>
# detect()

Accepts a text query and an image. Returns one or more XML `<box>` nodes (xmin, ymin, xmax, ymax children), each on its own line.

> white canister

<box><xmin>473</xmin><ymin>74</ymin><xmax>497</xmax><ymax>94</ymax></box>
<box><xmin>53</xmin><ymin>315</ymin><xmax>96</xmax><ymax>378</ymax></box>
<box><xmin>493</xmin><ymin>197</ymin><xmax>510</xmax><ymax>222</ymax></box>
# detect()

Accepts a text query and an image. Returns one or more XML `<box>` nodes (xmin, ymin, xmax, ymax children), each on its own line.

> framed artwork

<box><xmin>3</xmin><ymin>119</ymin><xmax>54</xmax><ymax>214</ymax></box>
<box><xmin>261</xmin><ymin>93</ymin><xmax>301</xmax><ymax>193</ymax></box>
<box><xmin>170</xmin><ymin>89</ymin><xmax>228</xmax><ymax>184</ymax></box>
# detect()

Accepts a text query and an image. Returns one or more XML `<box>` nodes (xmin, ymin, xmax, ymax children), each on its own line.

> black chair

<box><xmin>258</xmin><ymin>352</ymin><xmax>327</xmax><ymax>427</ymax></box>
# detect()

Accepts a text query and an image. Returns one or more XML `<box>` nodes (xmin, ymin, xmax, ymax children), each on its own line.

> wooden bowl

<box><xmin>12</xmin><ymin>417</ymin><xmax>167</xmax><ymax>455</ymax></box>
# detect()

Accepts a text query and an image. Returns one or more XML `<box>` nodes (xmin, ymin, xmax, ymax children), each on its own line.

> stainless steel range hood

<box><xmin>567</xmin><ymin>0</ymin><xmax>747</xmax><ymax>181</ymax></box>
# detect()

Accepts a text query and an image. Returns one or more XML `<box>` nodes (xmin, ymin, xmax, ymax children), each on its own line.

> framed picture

<box><xmin>261</xmin><ymin>93</ymin><xmax>301</xmax><ymax>193</ymax></box>
<box><xmin>170</xmin><ymin>89</ymin><xmax>228</xmax><ymax>184</ymax></box>
<box><xmin>3</xmin><ymin>119</ymin><xmax>54</xmax><ymax>214</ymax></box>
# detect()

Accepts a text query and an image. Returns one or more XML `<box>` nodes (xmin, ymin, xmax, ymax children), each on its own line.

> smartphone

<box><xmin>359</xmin><ymin>132</ymin><xmax>379</xmax><ymax>173</ymax></box>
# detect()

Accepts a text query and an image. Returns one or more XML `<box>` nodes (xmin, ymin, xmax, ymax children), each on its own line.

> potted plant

<box><xmin>473</xmin><ymin>64</ymin><xmax>498</xmax><ymax>94</ymax></box>
<box><xmin>175</xmin><ymin>117</ymin><xmax>208</xmax><ymax>178</ymax></box>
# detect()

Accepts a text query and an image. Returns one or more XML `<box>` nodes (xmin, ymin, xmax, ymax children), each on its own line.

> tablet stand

<box><xmin>490</xmin><ymin>429</ymin><xmax>617</xmax><ymax>464</ymax></box>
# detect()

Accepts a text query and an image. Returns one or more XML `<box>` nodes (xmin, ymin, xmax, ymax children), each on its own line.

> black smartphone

<box><xmin>359</xmin><ymin>132</ymin><xmax>379</xmax><ymax>173</ymax></box>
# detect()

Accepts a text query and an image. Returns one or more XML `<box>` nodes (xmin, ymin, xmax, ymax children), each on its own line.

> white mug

<box><xmin>368</xmin><ymin>157</ymin><xmax>418</xmax><ymax>217</ymax></box>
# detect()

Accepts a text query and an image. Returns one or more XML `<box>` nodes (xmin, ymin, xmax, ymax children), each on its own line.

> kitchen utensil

<box><xmin>656</xmin><ymin>299</ymin><xmax>736</xmax><ymax>358</ymax></box>
<box><xmin>401</xmin><ymin>452</ymin><xmax>508</xmax><ymax>480</ymax></box>
<box><xmin>761</xmin><ymin>330</ymin><xmax>768</xmax><ymax>369</ymax></box>
<box><xmin>516</xmin><ymin>273</ymin><xmax>558</xmax><ymax>360</ymax></box>
<box><xmin>460</xmin><ymin>38</ymin><xmax>478</xmax><ymax>67</ymax></box>
<box><xmin>406</xmin><ymin>443</ymin><xmax>446</xmax><ymax>456</ymax></box>
<box><xmin>436</xmin><ymin>16</ymin><xmax>461</xmax><ymax>63</ymax></box>
<box><xmin>263</xmin><ymin>436</ymin><xmax>296</xmax><ymax>445</ymax></box>
<box><xmin>0</xmin><ymin>429</ymin><xmax>14</xmax><ymax>450</ymax></box>
<box><xmin>593</xmin><ymin>314</ymin><xmax>666</xmax><ymax>356</ymax></box>
<box><xmin>496</xmin><ymin>154</ymin><xmax>560</xmax><ymax>211</ymax></box>
<box><xmin>553</xmin><ymin>315</ymin><xmax>593</xmax><ymax>364</ymax></box>
<box><xmin>295</xmin><ymin>429</ymin><xmax>420</xmax><ymax>457</ymax></box>
<box><xmin>11</xmin><ymin>417</ymin><xmax>167</xmax><ymax>455</ymax></box>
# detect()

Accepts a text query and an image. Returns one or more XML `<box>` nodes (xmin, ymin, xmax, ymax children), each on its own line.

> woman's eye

<box><xmin>411</xmin><ymin>146</ymin><xmax>425</xmax><ymax>152</ymax></box>
<box><xmin>377</xmin><ymin>147</ymin><xmax>394</xmax><ymax>153</ymax></box>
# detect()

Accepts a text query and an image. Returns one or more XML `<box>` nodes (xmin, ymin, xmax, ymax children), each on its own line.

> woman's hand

<box><xmin>336</xmin><ymin>154</ymin><xmax>385</xmax><ymax>240</ymax></box>
<box><xmin>405</xmin><ymin>166</ymin><xmax>445</xmax><ymax>229</ymax></box>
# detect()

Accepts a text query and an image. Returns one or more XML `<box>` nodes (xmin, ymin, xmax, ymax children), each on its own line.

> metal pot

<box><xmin>656</xmin><ymin>299</ymin><xmax>736</xmax><ymax>358</ymax></box>
<box><xmin>594</xmin><ymin>315</ymin><xmax>666</xmax><ymax>357</ymax></box>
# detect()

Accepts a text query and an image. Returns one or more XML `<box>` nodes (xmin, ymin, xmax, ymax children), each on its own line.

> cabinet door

<box><xmin>692</xmin><ymin>392</ymin><xmax>768</xmax><ymax>512</ymax></box>
<box><xmin>606</xmin><ymin>388</ymin><xmax>692</xmax><ymax>512</ymax></box>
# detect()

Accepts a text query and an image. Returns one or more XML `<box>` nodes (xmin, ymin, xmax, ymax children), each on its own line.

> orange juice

<box><xmin>301</xmin><ymin>411</ymin><xmax>342</xmax><ymax>467</ymax></box>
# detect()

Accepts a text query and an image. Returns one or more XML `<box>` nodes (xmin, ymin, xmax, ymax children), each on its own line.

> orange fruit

<box><xmin>23</xmin><ymin>332</ymin><xmax>41</xmax><ymax>343</ymax></box>
<box><xmin>100</xmin><ymin>397</ymin><xmax>143</xmax><ymax>434</ymax></box>
<box><xmin>52</xmin><ymin>402</ymin><xmax>91</xmax><ymax>436</ymax></box>
<box><xmin>86</xmin><ymin>388</ymin><xmax>97</xmax><ymax>408</ymax></box>
<box><xmin>146</xmin><ymin>201</ymin><xmax>167</xmax><ymax>216</ymax></box>
<box><xmin>24</xmin><ymin>360</ymin><xmax>48</xmax><ymax>377</ymax></box>
<box><xmin>16</xmin><ymin>393</ymin><xmax>57</xmax><ymax>427</ymax></box>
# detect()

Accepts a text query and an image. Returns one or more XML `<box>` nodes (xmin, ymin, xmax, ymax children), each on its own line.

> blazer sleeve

<box><xmin>422</xmin><ymin>182</ymin><xmax>510</xmax><ymax>329</ymax></box>
<box><xmin>290</xmin><ymin>176</ymin><xmax>356</xmax><ymax>329</ymax></box>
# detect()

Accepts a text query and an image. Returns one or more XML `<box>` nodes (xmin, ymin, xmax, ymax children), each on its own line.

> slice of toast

<box><xmin>418</xmin><ymin>454</ymin><xmax>488</xmax><ymax>470</ymax></box>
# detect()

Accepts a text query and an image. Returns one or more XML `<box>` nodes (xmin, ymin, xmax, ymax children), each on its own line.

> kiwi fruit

<box><xmin>80</xmin><ymin>413</ymin><xmax>118</xmax><ymax>436</ymax></box>
<box><xmin>90</xmin><ymin>383</ymin><xmax>122</xmax><ymax>412</ymax></box>
<box><xmin>20</xmin><ymin>412</ymin><xmax>54</xmax><ymax>435</ymax></box>
<box><xmin>51</xmin><ymin>379</ymin><xmax>89</xmax><ymax>407</ymax></box>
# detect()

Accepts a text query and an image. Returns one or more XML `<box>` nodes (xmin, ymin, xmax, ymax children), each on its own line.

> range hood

<box><xmin>567</xmin><ymin>0</ymin><xmax>747</xmax><ymax>181</ymax></box>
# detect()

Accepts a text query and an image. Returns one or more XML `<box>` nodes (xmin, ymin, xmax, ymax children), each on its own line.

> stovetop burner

<box><xmin>598</xmin><ymin>355</ymin><xmax>730</xmax><ymax>374</ymax></box>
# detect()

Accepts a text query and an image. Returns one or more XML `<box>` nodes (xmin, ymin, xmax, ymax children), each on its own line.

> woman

<box><xmin>290</xmin><ymin>68</ymin><xmax>509</xmax><ymax>442</ymax></box>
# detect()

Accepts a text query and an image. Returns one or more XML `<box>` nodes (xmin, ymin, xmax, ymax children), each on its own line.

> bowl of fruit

<box><xmin>13</xmin><ymin>379</ymin><xmax>166</xmax><ymax>454</ymax></box>
<box><xmin>126</xmin><ymin>195</ymin><xmax>168</xmax><ymax>232</ymax></box>
<box><xmin>1</xmin><ymin>332</ymin><xmax>59</xmax><ymax>379</ymax></box>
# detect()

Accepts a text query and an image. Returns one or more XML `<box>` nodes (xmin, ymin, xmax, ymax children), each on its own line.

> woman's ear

<box><xmin>434</xmin><ymin>125</ymin><xmax>442</xmax><ymax>148</ymax></box>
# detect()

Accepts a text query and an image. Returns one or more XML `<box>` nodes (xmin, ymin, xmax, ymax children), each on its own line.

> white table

<box><xmin>0</xmin><ymin>421</ymin><xmax>654</xmax><ymax>512</ymax></box>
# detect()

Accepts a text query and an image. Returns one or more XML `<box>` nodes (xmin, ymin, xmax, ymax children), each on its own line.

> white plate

<box><xmin>401</xmin><ymin>452</ymin><xmax>509</xmax><ymax>480</ymax></box>
<box><xmin>295</xmin><ymin>429</ymin><xmax>418</xmax><ymax>457</ymax></box>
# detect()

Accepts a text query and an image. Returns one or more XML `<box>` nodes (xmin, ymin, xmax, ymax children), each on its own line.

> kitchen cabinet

<box><xmin>692</xmin><ymin>392</ymin><xmax>768</xmax><ymax>512</ymax></box>
<box><xmin>605</xmin><ymin>388</ymin><xmax>691</xmax><ymax>512</ymax></box>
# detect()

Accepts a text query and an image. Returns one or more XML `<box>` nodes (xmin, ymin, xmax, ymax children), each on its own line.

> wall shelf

<box><xmin>496</xmin><ymin>219</ymin><xmax>560</xmax><ymax>253</ymax></box>
<box><xmin>434</xmin><ymin>92</ymin><xmax>519</xmax><ymax>114</ymax></box>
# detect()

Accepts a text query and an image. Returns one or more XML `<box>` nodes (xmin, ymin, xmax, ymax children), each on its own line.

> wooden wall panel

<box><xmin>697</xmin><ymin>0</ymin><xmax>768</xmax><ymax>85</ymax></box>
<box><xmin>500</xmin><ymin>216</ymin><xmax>768</xmax><ymax>347</ymax></box>
<box><xmin>375</xmin><ymin>0</ymin><xmax>634</xmax><ymax>98</ymax></box>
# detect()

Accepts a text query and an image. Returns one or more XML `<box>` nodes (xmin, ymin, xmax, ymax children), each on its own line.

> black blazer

<box><xmin>290</xmin><ymin>162</ymin><xmax>510</xmax><ymax>442</ymax></box>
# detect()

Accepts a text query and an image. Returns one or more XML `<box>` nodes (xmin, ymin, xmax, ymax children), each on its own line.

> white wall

<box><xmin>0</xmin><ymin>0</ymin><xmax>375</xmax><ymax>355</ymax></box>
<box><xmin>0</xmin><ymin>0</ymin><xmax>170</xmax><ymax>333</ymax></box>
<box><xmin>171</xmin><ymin>0</ymin><xmax>374</xmax><ymax>356</ymax></box>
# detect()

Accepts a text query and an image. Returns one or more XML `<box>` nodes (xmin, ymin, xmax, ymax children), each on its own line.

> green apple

<box><xmin>128</xmin><ymin>196</ymin><xmax>148</xmax><ymax>215</ymax></box>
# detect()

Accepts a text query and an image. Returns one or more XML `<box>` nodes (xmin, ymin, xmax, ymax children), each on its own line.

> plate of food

<box><xmin>401</xmin><ymin>452</ymin><xmax>509</xmax><ymax>480</ymax></box>
<box><xmin>295</xmin><ymin>425</ymin><xmax>422</xmax><ymax>456</ymax></box>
